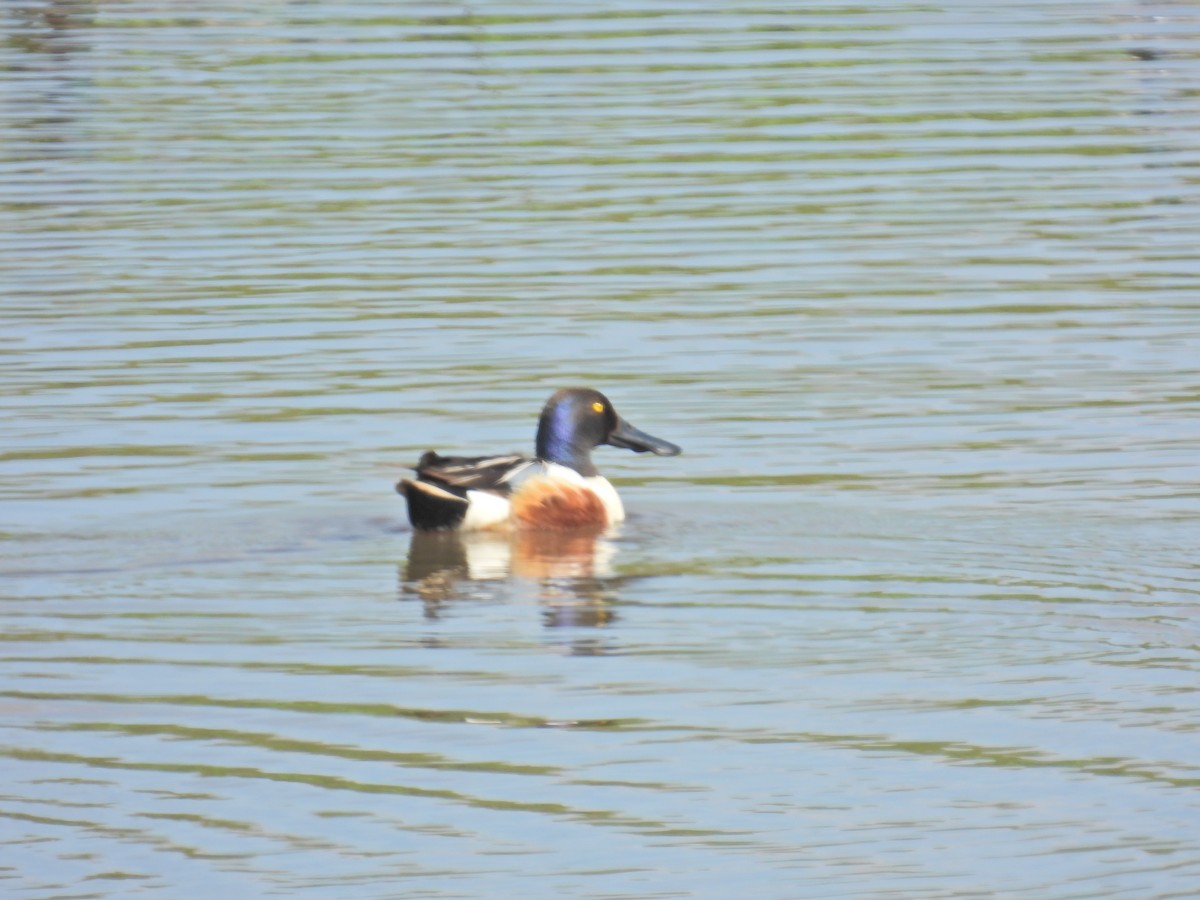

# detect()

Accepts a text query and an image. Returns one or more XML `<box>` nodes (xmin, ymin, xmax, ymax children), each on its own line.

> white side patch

<box><xmin>460</xmin><ymin>490</ymin><xmax>512</xmax><ymax>531</ymax></box>
<box><xmin>583</xmin><ymin>476</ymin><xmax>625</xmax><ymax>524</ymax></box>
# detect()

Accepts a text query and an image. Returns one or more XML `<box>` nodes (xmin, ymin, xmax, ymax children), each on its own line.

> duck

<box><xmin>397</xmin><ymin>388</ymin><xmax>681</xmax><ymax>531</ymax></box>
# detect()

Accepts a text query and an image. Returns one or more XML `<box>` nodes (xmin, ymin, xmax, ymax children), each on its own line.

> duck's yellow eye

<box><xmin>592</xmin><ymin>402</ymin><xmax>605</xmax><ymax>413</ymax></box>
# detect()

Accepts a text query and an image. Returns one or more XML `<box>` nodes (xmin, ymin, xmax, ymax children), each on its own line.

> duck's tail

<box><xmin>397</xmin><ymin>478</ymin><xmax>469</xmax><ymax>531</ymax></box>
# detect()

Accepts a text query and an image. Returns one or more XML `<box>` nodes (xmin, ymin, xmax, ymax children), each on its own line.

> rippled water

<box><xmin>4</xmin><ymin>1</ymin><xmax>1200</xmax><ymax>896</ymax></box>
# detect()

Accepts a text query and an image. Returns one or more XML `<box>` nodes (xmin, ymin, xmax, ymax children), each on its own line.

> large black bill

<box><xmin>607</xmin><ymin>417</ymin><xmax>682</xmax><ymax>456</ymax></box>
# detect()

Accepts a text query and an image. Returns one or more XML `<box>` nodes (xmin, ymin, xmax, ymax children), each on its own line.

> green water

<box><xmin>3</xmin><ymin>1</ymin><xmax>1200</xmax><ymax>896</ymax></box>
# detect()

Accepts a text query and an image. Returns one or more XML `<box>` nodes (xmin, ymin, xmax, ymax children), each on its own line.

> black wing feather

<box><xmin>414</xmin><ymin>451</ymin><xmax>531</xmax><ymax>494</ymax></box>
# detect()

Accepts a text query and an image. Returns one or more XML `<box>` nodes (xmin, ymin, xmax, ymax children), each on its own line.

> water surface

<box><xmin>3</xmin><ymin>1</ymin><xmax>1200</xmax><ymax>896</ymax></box>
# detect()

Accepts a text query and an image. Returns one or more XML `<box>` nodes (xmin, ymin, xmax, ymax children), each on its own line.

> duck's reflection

<box><xmin>401</xmin><ymin>527</ymin><xmax>622</xmax><ymax>631</ymax></box>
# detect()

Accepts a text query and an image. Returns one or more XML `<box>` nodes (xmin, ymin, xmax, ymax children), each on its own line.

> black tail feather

<box><xmin>398</xmin><ymin>479</ymin><xmax>470</xmax><ymax>531</ymax></box>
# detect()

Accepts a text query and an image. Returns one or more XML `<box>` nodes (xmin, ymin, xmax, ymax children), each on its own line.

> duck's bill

<box><xmin>607</xmin><ymin>417</ymin><xmax>682</xmax><ymax>456</ymax></box>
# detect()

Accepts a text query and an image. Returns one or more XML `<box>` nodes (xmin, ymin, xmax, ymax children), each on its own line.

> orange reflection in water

<box><xmin>401</xmin><ymin>526</ymin><xmax>620</xmax><ymax>629</ymax></box>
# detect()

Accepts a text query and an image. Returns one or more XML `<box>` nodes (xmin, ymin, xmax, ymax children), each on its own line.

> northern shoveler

<box><xmin>397</xmin><ymin>388</ymin><xmax>681</xmax><ymax>531</ymax></box>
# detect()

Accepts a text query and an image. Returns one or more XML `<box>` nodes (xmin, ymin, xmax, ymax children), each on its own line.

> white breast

<box><xmin>582</xmin><ymin>475</ymin><xmax>625</xmax><ymax>524</ymax></box>
<box><xmin>538</xmin><ymin>464</ymin><xmax>624</xmax><ymax>523</ymax></box>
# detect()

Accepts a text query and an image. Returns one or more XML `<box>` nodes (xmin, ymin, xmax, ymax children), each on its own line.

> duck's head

<box><xmin>535</xmin><ymin>388</ymin><xmax>681</xmax><ymax>476</ymax></box>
